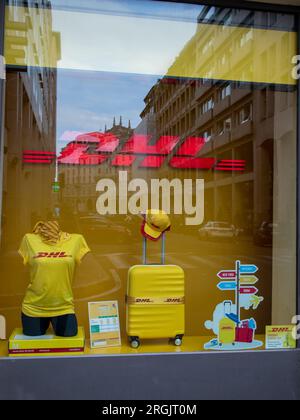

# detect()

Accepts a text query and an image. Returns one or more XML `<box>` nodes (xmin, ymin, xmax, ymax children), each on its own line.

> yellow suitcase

<box><xmin>218</xmin><ymin>318</ymin><xmax>236</xmax><ymax>346</ymax></box>
<box><xmin>218</xmin><ymin>302</ymin><xmax>236</xmax><ymax>346</ymax></box>
<box><xmin>126</xmin><ymin>234</ymin><xmax>185</xmax><ymax>348</ymax></box>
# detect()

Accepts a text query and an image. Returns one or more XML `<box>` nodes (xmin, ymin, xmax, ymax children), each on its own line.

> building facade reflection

<box><xmin>2</xmin><ymin>0</ymin><xmax>61</xmax><ymax>248</ymax></box>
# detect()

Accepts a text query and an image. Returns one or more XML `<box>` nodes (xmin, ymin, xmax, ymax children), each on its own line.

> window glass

<box><xmin>0</xmin><ymin>0</ymin><xmax>297</xmax><ymax>355</ymax></box>
<box><xmin>220</xmin><ymin>84</ymin><xmax>232</xmax><ymax>101</ymax></box>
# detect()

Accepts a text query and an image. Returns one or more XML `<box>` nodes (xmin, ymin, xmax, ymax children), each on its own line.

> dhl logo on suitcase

<box><xmin>126</xmin><ymin>296</ymin><xmax>185</xmax><ymax>305</ymax></box>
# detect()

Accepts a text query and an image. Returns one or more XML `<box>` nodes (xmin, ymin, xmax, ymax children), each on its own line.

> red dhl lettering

<box><xmin>34</xmin><ymin>252</ymin><xmax>71</xmax><ymax>259</ymax></box>
<box><xmin>23</xmin><ymin>134</ymin><xmax>246</xmax><ymax>171</ymax></box>
<box><xmin>271</xmin><ymin>328</ymin><xmax>290</xmax><ymax>333</ymax></box>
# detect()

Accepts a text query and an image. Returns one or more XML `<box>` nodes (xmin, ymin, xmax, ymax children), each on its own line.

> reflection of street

<box><xmin>90</xmin><ymin>238</ymin><xmax>274</xmax><ymax>269</ymax></box>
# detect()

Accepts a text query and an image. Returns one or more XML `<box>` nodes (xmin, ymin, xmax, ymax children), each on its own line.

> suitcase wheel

<box><xmin>174</xmin><ymin>335</ymin><xmax>183</xmax><ymax>347</ymax></box>
<box><xmin>129</xmin><ymin>337</ymin><xmax>140</xmax><ymax>349</ymax></box>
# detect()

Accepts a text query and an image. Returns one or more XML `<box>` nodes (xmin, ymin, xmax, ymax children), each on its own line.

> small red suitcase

<box><xmin>235</xmin><ymin>326</ymin><xmax>254</xmax><ymax>343</ymax></box>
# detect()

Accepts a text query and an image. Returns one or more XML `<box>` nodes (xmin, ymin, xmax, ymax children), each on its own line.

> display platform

<box><xmin>0</xmin><ymin>335</ymin><xmax>266</xmax><ymax>358</ymax></box>
<box><xmin>8</xmin><ymin>328</ymin><xmax>85</xmax><ymax>357</ymax></box>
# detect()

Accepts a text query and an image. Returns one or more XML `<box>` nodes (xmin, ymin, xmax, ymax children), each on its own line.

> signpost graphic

<box><xmin>217</xmin><ymin>261</ymin><xmax>259</xmax><ymax>325</ymax></box>
<box><xmin>240</xmin><ymin>264</ymin><xmax>258</xmax><ymax>274</ymax></box>
<box><xmin>240</xmin><ymin>287</ymin><xmax>258</xmax><ymax>295</ymax></box>
<box><xmin>236</xmin><ymin>260</ymin><xmax>240</xmax><ymax>324</ymax></box>
<box><xmin>205</xmin><ymin>260</ymin><xmax>263</xmax><ymax>351</ymax></box>
<box><xmin>217</xmin><ymin>281</ymin><xmax>237</xmax><ymax>291</ymax></box>
<box><xmin>218</xmin><ymin>271</ymin><xmax>236</xmax><ymax>279</ymax></box>
<box><xmin>240</xmin><ymin>276</ymin><xmax>258</xmax><ymax>285</ymax></box>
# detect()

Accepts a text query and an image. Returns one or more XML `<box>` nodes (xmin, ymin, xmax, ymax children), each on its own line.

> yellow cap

<box><xmin>142</xmin><ymin>210</ymin><xmax>171</xmax><ymax>241</ymax></box>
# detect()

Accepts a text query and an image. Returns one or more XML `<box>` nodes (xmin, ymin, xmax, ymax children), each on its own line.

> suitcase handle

<box><xmin>143</xmin><ymin>233</ymin><xmax>166</xmax><ymax>265</ymax></box>
<box><xmin>224</xmin><ymin>301</ymin><xmax>232</xmax><ymax>315</ymax></box>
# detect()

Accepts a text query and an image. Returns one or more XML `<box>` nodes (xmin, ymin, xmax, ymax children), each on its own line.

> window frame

<box><xmin>0</xmin><ymin>0</ymin><xmax>299</xmax><ymax>351</ymax></box>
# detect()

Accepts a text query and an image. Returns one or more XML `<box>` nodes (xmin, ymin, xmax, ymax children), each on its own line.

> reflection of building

<box><xmin>138</xmin><ymin>6</ymin><xmax>296</xmax><ymax>233</ymax></box>
<box><xmin>2</xmin><ymin>1</ymin><xmax>61</xmax><ymax>248</ymax></box>
<box><xmin>135</xmin><ymin>86</ymin><xmax>157</xmax><ymax>140</ymax></box>
<box><xmin>60</xmin><ymin>117</ymin><xmax>133</xmax><ymax>214</ymax></box>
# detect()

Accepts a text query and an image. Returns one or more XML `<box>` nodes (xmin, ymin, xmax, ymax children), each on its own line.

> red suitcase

<box><xmin>235</xmin><ymin>326</ymin><xmax>254</xmax><ymax>343</ymax></box>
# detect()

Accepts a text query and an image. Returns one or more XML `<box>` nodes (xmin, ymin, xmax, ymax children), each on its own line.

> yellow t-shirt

<box><xmin>19</xmin><ymin>233</ymin><xmax>90</xmax><ymax>318</ymax></box>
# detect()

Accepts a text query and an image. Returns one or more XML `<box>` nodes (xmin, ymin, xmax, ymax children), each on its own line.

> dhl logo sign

<box><xmin>34</xmin><ymin>252</ymin><xmax>71</xmax><ymax>259</ymax></box>
<box><xmin>126</xmin><ymin>296</ymin><xmax>185</xmax><ymax>305</ymax></box>
<box><xmin>23</xmin><ymin>134</ymin><xmax>246</xmax><ymax>172</ymax></box>
<box><xmin>270</xmin><ymin>327</ymin><xmax>291</xmax><ymax>333</ymax></box>
<box><xmin>23</xmin><ymin>150</ymin><xmax>56</xmax><ymax>164</ymax></box>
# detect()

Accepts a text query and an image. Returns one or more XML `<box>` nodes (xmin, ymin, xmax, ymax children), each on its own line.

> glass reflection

<box><xmin>0</xmin><ymin>0</ymin><xmax>297</xmax><ymax>342</ymax></box>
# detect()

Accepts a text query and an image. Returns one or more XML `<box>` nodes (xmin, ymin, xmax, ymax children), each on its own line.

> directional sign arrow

<box><xmin>217</xmin><ymin>271</ymin><xmax>236</xmax><ymax>279</ymax></box>
<box><xmin>239</xmin><ymin>286</ymin><xmax>258</xmax><ymax>295</ymax></box>
<box><xmin>240</xmin><ymin>265</ymin><xmax>258</xmax><ymax>274</ymax></box>
<box><xmin>218</xmin><ymin>281</ymin><xmax>237</xmax><ymax>291</ymax></box>
<box><xmin>240</xmin><ymin>276</ymin><xmax>259</xmax><ymax>285</ymax></box>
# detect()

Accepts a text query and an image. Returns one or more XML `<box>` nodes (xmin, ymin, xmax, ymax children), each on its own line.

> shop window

<box><xmin>0</xmin><ymin>0</ymin><xmax>298</xmax><ymax>359</ymax></box>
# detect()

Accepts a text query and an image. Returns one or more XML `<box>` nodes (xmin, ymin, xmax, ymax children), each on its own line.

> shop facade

<box><xmin>0</xmin><ymin>0</ymin><xmax>300</xmax><ymax>400</ymax></box>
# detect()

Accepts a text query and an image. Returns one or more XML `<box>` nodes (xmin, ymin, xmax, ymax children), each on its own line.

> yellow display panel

<box><xmin>0</xmin><ymin>335</ymin><xmax>266</xmax><ymax>358</ymax></box>
<box><xmin>8</xmin><ymin>327</ymin><xmax>85</xmax><ymax>357</ymax></box>
<box><xmin>4</xmin><ymin>5</ymin><xmax>297</xmax><ymax>85</ymax></box>
<box><xmin>167</xmin><ymin>24</ymin><xmax>297</xmax><ymax>85</ymax></box>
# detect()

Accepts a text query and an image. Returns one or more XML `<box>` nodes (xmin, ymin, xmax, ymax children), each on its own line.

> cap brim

<box><xmin>142</xmin><ymin>222</ymin><xmax>163</xmax><ymax>241</ymax></box>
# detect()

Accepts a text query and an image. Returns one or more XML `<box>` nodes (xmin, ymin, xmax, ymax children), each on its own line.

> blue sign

<box><xmin>217</xmin><ymin>281</ymin><xmax>237</xmax><ymax>291</ymax></box>
<box><xmin>240</xmin><ymin>264</ymin><xmax>258</xmax><ymax>274</ymax></box>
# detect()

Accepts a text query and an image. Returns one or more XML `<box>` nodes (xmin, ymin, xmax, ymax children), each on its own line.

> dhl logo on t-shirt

<box><xmin>34</xmin><ymin>252</ymin><xmax>72</xmax><ymax>259</ymax></box>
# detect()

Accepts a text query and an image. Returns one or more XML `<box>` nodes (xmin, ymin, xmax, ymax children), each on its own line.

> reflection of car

<box><xmin>199</xmin><ymin>222</ymin><xmax>239</xmax><ymax>240</ymax></box>
<box><xmin>254</xmin><ymin>222</ymin><xmax>277</xmax><ymax>246</ymax></box>
<box><xmin>79</xmin><ymin>215</ymin><xmax>132</xmax><ymax>243</ymax></box>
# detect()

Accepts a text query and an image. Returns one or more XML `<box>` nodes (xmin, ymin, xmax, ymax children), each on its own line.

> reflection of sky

<box><xmin>52</xmin><ymin>10</ymin><xmax>198</xmax><ymax>75</ymax></box>
<box><xmin>57</xmin><ymin>70</ymin><xmax>158</xmax><ymax>150</ymax></box>
<box><xmin>50</xmin><ymin>0</ymin><xmax>203</xmax><ymax>23</ymax></box>
<box><xmin>54</xmin><ymin>0</ymin><xmax>203</xmax><ymax>151</ymax></box>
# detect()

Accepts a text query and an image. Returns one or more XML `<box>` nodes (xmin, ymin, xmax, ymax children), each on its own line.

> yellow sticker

<box><xmin>266</xmin><ymin>326</ymin><xmax>296</xmax><ymax>349</ymax></box>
